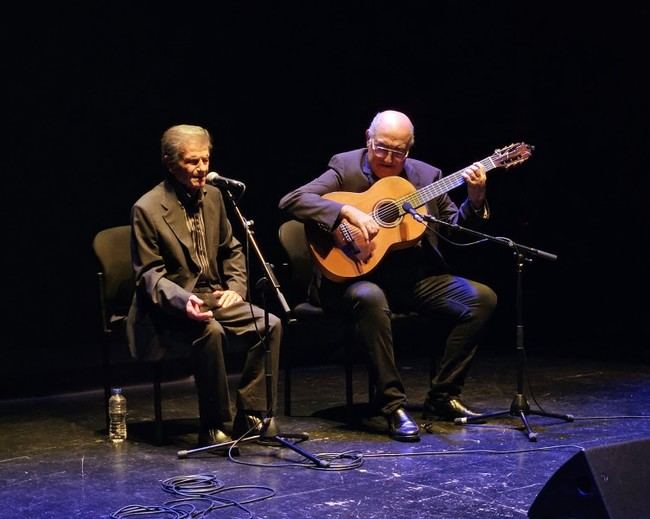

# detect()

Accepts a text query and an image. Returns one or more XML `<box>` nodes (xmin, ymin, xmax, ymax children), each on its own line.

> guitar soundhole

<box><xmin>373</xmin><ymin>200</ymin><xmax>401</xmax><ymax>228</ymax></box>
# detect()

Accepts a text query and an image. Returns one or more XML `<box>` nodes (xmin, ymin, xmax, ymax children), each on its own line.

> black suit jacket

<box><xmin>127</xmin><ymin>179</ymin><xmax>247</xmax><ymax>361</ymax></box>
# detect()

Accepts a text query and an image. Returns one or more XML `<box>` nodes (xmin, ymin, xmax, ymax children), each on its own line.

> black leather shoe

<box><xmin>232</xmin><ymin>411</ymin><xmax>265</xmax><ymax>440</ymax></box>
<box><xmin>423</xmin><ymin>397</ymin><xmax>483</xmax><ymax>421</ymax></box>
<box><xmin>197</xmin><ymin>427</ymin><xmax>240</xmax><ymax>456</ymax></box>
<box><xmin>387</xmin><ymin>408</ymin><xmax>420</xmax><ymax>442</ymax></box>
<box><xmin>197</xmin><ymin>427</ymin><xmax>231</xmax><ymax>448</ymax></box>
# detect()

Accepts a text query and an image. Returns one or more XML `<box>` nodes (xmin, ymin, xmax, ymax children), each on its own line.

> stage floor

<box><xmin>1</xmin><ymin>350</ymin><xmax>649</xmax><ymax>518</ymax></box>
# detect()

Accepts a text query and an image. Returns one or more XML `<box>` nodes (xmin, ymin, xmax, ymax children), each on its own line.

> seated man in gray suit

<box><xmin>128</xmin><ymin>124</ymin><xmax>282</xmax><ymax>447</ymax></box>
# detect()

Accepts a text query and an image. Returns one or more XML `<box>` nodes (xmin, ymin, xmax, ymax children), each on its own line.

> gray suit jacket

<box><xmin>127</xmin><ymin>179</ymin><xmax>247</xmax><ymax>361</ymax></box>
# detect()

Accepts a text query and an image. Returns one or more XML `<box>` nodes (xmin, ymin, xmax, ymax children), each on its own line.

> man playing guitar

<box><xmin>279</xmin><ymin>110</ymin><xmax>518</xmax><ymax>442</ymax></box>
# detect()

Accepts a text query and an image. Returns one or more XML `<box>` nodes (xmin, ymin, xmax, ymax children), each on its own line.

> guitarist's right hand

<box><xmin>340</xmin><ymin>205</ymin><xmax>379</xmax><ymax>243</ymax></box>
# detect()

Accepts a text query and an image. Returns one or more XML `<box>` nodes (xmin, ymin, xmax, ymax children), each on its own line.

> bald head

<box><xmin>367</xmin><ymin>110</ymin><xmax>415</xmax><ymax>148</ymax></box>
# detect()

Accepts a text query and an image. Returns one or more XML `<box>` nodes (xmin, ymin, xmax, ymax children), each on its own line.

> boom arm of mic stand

<box><xmin>418</xmin><ymin>213</ymin><xmax>558</xmax><ymax>262</ymax></box>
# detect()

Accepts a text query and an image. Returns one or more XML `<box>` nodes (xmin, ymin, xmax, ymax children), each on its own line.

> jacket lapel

<box><xmin>161</xmin><ymin>182</ymin><xmax>196</xmax><ymax>263</ymax></box>
<box><xmin>202</xmin><ymin>190</ymin><xmax>218</xmax><ymax>264</ymax></box>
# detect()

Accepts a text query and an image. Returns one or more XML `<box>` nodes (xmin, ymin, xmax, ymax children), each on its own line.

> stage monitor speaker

<box><xmin>528</xmin><ymin>437</ymin><xmax>650</xmax><ymax>518</ymax></box>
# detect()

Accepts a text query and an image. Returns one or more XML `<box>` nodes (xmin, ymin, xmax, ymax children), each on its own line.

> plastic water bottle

<box><xmin>108</xmin><ymin>387</ymin><xmax>127</xmax><ymax>443</ymax></box>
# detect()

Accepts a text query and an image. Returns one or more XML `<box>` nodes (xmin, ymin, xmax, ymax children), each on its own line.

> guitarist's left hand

<box><xmin>462</xmin><ymin>161</ymin><xmax>487</xmax><ymax>210</ymax></box>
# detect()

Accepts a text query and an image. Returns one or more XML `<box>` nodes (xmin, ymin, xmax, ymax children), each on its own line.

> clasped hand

<box><xmin>186</xmin><ymin>289</ymin><xmax>243</xmax><ymax>321</ymax></box>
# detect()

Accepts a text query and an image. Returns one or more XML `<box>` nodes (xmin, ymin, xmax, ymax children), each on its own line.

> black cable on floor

<box><xmin>110</xmin><ymin>473</ymin><xmax>276</xmax><ymax>518</ymax></box>
<box><xmin>363</xmin><ymin>444</ymin><xmax>585</xmax><ymax>459</ymax></box>
<box><xmin>224</xmin><ymin>441</ymin><xmax>596</xmax><ymax>470</ymax></box>
<box><xmin>110</xmin><ymin>504</ymin><xmax>189</xmax><ymax>518</ymax></box>
<box><xmin>226</xmin><ymin>444</ymin><xmax>364</xmax><ymax>471</ymax></box>
<box><xmin>572</xmin><ymin>415</ymin><xmax>650</xmax><ymax>420</ymax></box>
<box><xmin>300</xmin><ymin>450</ymin><xmax>364</xmax><ymax>471</ymax></box>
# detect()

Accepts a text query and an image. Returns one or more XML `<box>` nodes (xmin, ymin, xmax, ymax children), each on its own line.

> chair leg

<box><xmin>284</xmin><ymin>363</ymin><xmax>292</xmax><ymax>417</ymax></box>
<box><xmin>345</xmin><ymin>343</ymin><xmax>355</xmax><ymax>422</ymax></box>
<box><xmin>153</xmin><ymin>362</ymin><xmax>163</xmax><ymax>445</ymax></box>
<box><xmin>102</xmin><ymin>338</ymin><xmax>111</xmax><ymax>434</ymax></box>
<box><xmin>283</xmin><ymin>324</ymin><xmax>298</xmax><ymax>417</ymax></box>
<box><xmin>368</xmin><ymin>373</ymin><xmax>375</xmax><ymax>404</ymax></box>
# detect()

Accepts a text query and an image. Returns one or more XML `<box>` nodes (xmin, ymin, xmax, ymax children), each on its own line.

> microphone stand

<box><xmin>407</xmin><ymin>207</ymin><xmax>573</xmax><ymax>441</ymax></box>
<box><xmin>179</xmin><ymin>187</ymin><xmax>328</xmax><ymax>468</ymax></box>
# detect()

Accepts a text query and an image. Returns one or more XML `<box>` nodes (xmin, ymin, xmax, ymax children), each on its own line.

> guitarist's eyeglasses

<box><xmin>368</xmin><ymin>139</ymin><xmax>409</xmax><ymax>162</ymax></box>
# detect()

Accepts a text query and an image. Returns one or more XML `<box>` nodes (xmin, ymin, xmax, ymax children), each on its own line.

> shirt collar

<box><xmin>167</xmin><ymin>174</ymin><xmax>205</xmax><ymax>211</ymax></box>
<box><xmin>361</xmin><ymin>152</ymin><xmax>374</xmax><ymax>184</ymax></box>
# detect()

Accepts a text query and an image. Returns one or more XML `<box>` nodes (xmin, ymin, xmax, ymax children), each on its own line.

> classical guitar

<box><xmin>306</xmin><ymin>142</ymin><xmax>533</xmax><ymax>282</ymax></box>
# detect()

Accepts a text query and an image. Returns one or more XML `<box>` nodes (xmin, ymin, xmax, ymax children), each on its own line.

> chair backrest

<box><xmin>278</xmin><ymin>220</ymin><xmax>314</xmax><ymax>306</ymax></box>
<box><xmin>92</xmin><ymin>225</ymin><xmax>135</xmax><ymax>321</ymax></box>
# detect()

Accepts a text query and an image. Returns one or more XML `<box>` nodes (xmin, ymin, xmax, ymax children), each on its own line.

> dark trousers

<box><xmin>320</xmin><ymin>261</ymin><xmax>496</xmax><ymax>416</ymax></box>
<box><xmin>167</xmin><ymin>300</ymin><xmax>282</xmax><ymax>429</ymax></box>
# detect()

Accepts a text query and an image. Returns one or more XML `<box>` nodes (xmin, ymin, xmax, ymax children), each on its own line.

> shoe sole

<box><xmin>390</xmin><ymin>433</ymin><xmax>421</xmax><ymax>442</ymax></box>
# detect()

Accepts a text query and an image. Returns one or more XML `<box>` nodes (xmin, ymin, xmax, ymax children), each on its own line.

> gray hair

<box><xmin>161</xmin><ymin>124</ymin><xmax>212</xmax><ymax>163</ymax></box>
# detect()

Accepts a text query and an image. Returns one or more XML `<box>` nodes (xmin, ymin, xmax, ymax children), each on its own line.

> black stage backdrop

<box><xmin>3</xmin><ymin>3</ymin><xmax>647</xmax><ymax>395</ymax></box>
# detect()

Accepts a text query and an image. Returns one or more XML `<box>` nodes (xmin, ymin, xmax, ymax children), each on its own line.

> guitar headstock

<box><xmin>493</xmin><ymin>142</ymin><xmax>534</xmax><ymax>168</ymax></box>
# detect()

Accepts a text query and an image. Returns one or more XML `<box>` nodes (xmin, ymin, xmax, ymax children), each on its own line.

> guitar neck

<box><xmin>399</xmin><ymin>155</ymin><xmax>498</xmax><ymax>212</ymax></box>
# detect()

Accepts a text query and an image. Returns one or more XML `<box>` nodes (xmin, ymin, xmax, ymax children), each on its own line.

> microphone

<box><xmin>206</xmin><ymin>171</ymin><xmax>246</xmax><ymax>191</ymax></box>
<box><xmin>402</xmin><ymin>202</ymin><xmax>424</xmax><ymax>223</ymax></box>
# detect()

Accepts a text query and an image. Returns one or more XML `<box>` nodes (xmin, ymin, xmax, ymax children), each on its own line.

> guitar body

<box><xmin>305</xmin><ymin>176</ymin><xmax>427</xmax><ymax>282</ymax></box>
